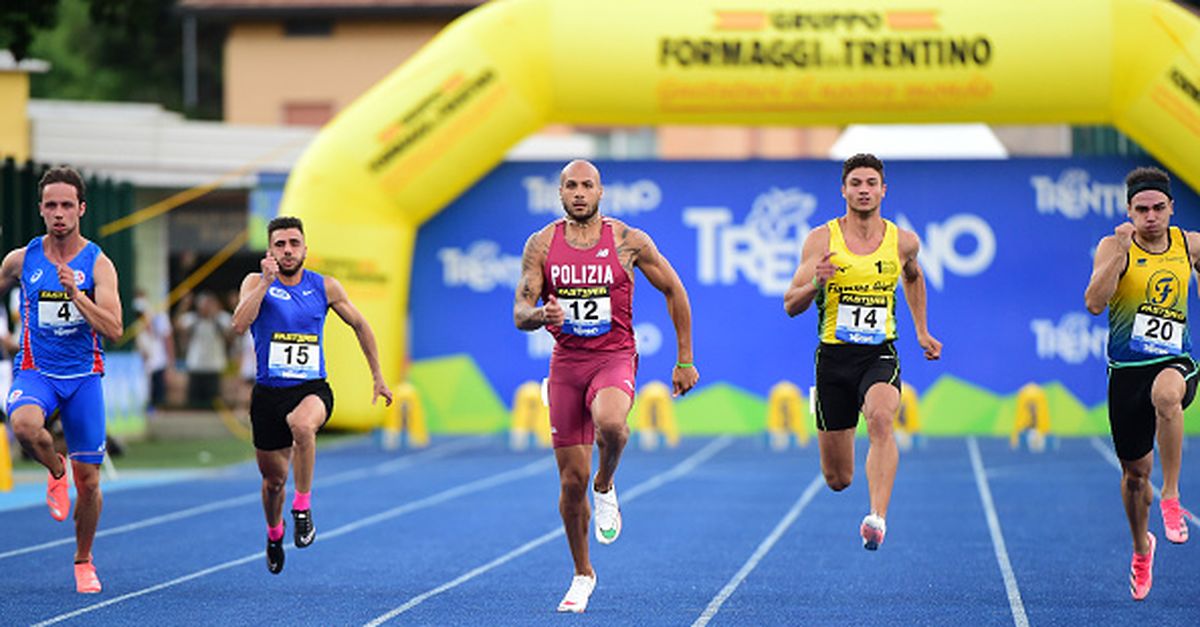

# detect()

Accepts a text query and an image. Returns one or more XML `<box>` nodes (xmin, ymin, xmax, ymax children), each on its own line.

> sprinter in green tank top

<box><xmin>785</xmin><ymin>153</ymin><xmax>942</xmax><ymax>552</ymax></box>
<box><xmin>1085</xmin><ymin>166</ymin><xmax>1197</xmax><ymax>600</ymax></box>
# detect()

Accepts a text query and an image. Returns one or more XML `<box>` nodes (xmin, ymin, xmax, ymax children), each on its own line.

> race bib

<box><xmin>557</xmin><ymin>286</ymin><xmax>612</xmax><ymax>337</ymax></box>
<box><xmin>835</xmin><ymin>293</ymin><xmax>889</xmax><ymax>344</ymax></box>
<box><xmin>1131</xmin><ymin>304</ymin><xmax>1185</xmax><ymax>356</ymax></box>
<box><xmin>268</xmin><ymin>332</ymin><xmax>321</xmax><ymax>379</ymax></box>
<box><xmin>37</xmin><ymin>290</ymin><xmax>84</xmax><ymax>329</ymax></box>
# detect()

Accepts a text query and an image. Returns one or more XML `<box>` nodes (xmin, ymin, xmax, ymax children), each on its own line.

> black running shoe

<box><xmin>267</xmin><ymin>533</ymin><xmax>285</xmax><ymax>574</ymax></box>
<box><xmin>292</xmin><ymin>509</ymin><xmax>316</xmax><ymax>548</ymax></box>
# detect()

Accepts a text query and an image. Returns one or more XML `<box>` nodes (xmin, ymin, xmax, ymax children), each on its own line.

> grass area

<box><xmin>8</xmin><ymin>431</ymin><xmax>364</xmax><ymax>472</ymax></box>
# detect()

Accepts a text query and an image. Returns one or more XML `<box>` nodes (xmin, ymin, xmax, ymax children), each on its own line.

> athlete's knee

<box><xmin>1150</xmin><ymin>384</ymin><xmax>1185</xmax><ymax>412</ymax></box>
<box><xmin>73</xmin><ymin>465</ymin><xmax>101</xmax><ymax>496</ymax></box>
<box><xmin>286</xmin><ymin>414</ymin><xmax>319</xmax><ymax>442</ymax></box>
<box><xmin>559</xmin><ymin>466</ymin><xmax>589</xmax><ymax>501</ymax></box>
<box><xmin>1122</xmin><ymin>459</ymin><xmax>1152</xmax><ymax>488</ymax></box>
<box><xmin>262</xmin><ymin>473</ymin><xmax>287</xmax><ymax>494</ymax></box>
<box><xmin>593</xmin><ymin>415</ymin><xmax>628</xmax><ymax>440</ymax></box>
<box><xmin>824</xmin><ymin>470</ymin><xmax>853</xmax><ymax>491</ymax></box>
<box><xmin>863</xmin><ymin>408</ymin><xmax>894</xmax><ymax>437</ymax></box>
<box><xmin>8</xmin><ymin>408</ymin><xmax>45</xmax><ymax>442</ymax></box>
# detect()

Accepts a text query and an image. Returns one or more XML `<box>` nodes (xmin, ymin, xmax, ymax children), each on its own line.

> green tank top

<box><xmin>816</xmin><ymin>218</ymin><xmax>901</xmax><ymax>345</ymax></box>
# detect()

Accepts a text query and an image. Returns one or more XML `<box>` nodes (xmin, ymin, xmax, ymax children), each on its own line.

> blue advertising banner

<box><xmin>410</xmin><ymin>158</ymin><xmax>1199</xmax><ymax>413</ymax></box>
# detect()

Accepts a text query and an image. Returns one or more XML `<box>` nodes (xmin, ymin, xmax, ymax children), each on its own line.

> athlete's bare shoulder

<box><xmin>520</xmin><ymin>221</ymin><xmax>556</xmax><ymax>266</ymax></box>
<box><xmin>800</xmin><ymin>223</ymin><xmax>831</xmax><ymax>248</ymax></box>
<box><xmin>0</xmin><ymin>247</ymin><xmax>27</xmax><ymax>278</ymax></box>
<box><xmin>895</xmin><ymin>225</ymin><xmax>921</xmax><ymax>257</ymax></box>
<box><xmin>606</xmin><ymin>218</ymin><xmax>647</xmax><ymax>247</ymax></box>
<box><xmin>1185</xmin><ymin>230</ymin><xmax>1200</xmax><ymax>264</ymax></box>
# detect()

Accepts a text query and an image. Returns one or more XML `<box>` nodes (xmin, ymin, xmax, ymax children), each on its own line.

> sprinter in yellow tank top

<box><xmin>1084</xmin><ymin>166</ymin><xmax>1198</xmax><ymax>601</ymax></box>
<box><xmin>784</xmin><ymin>153</ymin><xmax>942</xmax><ymax>551</ymax></box>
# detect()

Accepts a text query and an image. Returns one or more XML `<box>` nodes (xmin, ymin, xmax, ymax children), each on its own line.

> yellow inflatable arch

<box><xmin>280</xmin><ymin>0</ymin><xmax>1200</xmax><ymax>428</ymax></box>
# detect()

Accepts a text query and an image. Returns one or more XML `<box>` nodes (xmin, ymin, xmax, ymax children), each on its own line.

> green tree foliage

<box><xmin>14</xmin><ymin>0</ymin><xmax>222</xmax><ymax>119</ymax></box>
<box><xmin>0</xmin><ymin>1</ymin><xmax>60</xmax><ymax>61</ymax></box>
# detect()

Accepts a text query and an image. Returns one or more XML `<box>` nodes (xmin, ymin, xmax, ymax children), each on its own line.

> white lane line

<box><xmin>1089</xmin><ymin>436</ymin><xmax>1200</xmax><ymax>530</ymax></box>
<box><xmin>967</xmin><ymin>437</ymin><xmax>1029</xmax><ymax>627</ymax></box>
<box><xmin>30</xmin><ymin>455</ymin><xmax>552</xmax><ymax>626</ymax></box>
<box><xmin>1</xmin><ymin>436</ymin><xmax>490</xmax><ymax>561</ymax></box>
<box><xmin>362</xmin><ymin>435</ymin><xmax>736</xmax><ymax>626</ymax></box>
<box><xmin>692</xmin><ymin>472</ymin><xmax>825</xmax><ymax>627</ymax></box>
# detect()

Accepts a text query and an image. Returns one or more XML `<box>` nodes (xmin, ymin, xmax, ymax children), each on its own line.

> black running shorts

<box><xmin>813</xmin><ymin>342</ymin><xmax>901</xmax><ymax>432</ymax></box>
<box><xmin>250</xmin><ymin>379</ymin><xmax>334</xmax><ymax>451</ymax></box>
<box><xmin>1107</xmin><ymin>356</ymin><xmax>1197</xmax><ymax>461</ymax></box>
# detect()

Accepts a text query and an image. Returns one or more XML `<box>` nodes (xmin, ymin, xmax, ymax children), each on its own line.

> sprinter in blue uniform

<box><xmin>0</xmin><ymin>166</ymin><xmax>123</xmax><ymax>594</ymax></box>
<box><xmin>232</xmin><ymin>216</ymin><xmax>393</xmax><ymax>574</ymax></box>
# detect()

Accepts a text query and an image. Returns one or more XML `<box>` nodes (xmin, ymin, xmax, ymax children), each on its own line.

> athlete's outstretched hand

<box><xmin>918</xmin><ymin>331</ymin><xmax>942</xmax><ymax>360</ymax></box>
<box><xmin>260</xmin><ymin>252</ymin><xmax>279</xmax><ymax>284</ymax></box>
<box><xmin>541</xmin><ymin>294</ymin><xmax>564</xmax><ymax>327</ymax></box>
<box><xmin>672</xmin><ymin>363</ymin><xmax>699</xmax><ymax>397</ymax></box>
<box><xmin>1114</xmin><ymin>222</ymin><xmax>1135</xmax><ymax>250</ymax></box>
<box><xmin>373</xmin><ymin>379</ymin><xmax>394</xmax><ymax>407</ymax></box>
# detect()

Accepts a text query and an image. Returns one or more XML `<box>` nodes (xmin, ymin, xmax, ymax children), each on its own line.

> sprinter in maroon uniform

<box><xmin>515</xmin><ymin>159</ymin><xmax>699</xmax><ymax>613</ymax></box>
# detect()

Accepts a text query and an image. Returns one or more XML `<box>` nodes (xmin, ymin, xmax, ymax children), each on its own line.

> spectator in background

<box><xmin>132</xmin><ymin>290</ymin><xmax>174</xmax><ymax>415</ymax></box>
<box><xmin>175</xmin><ymin>291</ymin><xmax>233</xmax><ymax>409</ymax></box>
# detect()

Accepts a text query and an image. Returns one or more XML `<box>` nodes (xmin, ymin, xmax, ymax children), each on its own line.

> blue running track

<box><xmin>1</xmin><ymin>435</ymin><xmax>1197</xmax><ymax>625</ymax></box>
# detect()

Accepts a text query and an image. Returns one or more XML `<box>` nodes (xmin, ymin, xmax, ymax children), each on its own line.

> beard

<box><xmin>278</xmin><ymin>256</ymin><xmax>305</xmax><ymax>277</ymax></box>
<box><xmin>564</xmin><ymin>203</ymin><xmax>599</xmax><ymax>224</ymax></box>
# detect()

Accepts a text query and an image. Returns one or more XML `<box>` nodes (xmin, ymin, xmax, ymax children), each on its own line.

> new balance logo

<box><xmin>596</xmin><ymin>249</ymin><xmax>610</xmax><ymax>258</ymax></box>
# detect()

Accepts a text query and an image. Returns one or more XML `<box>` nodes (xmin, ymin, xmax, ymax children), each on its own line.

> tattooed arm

<box><xmin>514</xmin><ymin>225</ymin><xmax>563</xmax><ymax>330</ymax></box>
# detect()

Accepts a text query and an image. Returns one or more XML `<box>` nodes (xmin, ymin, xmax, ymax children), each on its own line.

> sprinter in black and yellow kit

<box><xmin>785</xmin><ymin>153</ymin><xmax>941</xmax><ymax>551</ymax></box>
<box><xmin>1085</xmin><ymin>166</ymin><xmax>1197</xmax><ymax>601</ymax></box>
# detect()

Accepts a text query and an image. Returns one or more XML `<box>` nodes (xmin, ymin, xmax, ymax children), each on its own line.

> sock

<box><xmin>268</xmin><ymin>522</ymin><xmax>285</xmax><ymax>542</ymax></box>
<box><xmin>292</xmin><ymin>491</ymin><xmax>311</xmax><ymax>511</ymax></box>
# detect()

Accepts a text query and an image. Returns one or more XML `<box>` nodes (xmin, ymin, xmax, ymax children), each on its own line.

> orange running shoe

<box><xmin>1161</xmin><ymin>497</ymin><xmax>1190</xmax><ymax>544</ymax></box>
<box><xmin>47</xmin><ymin>454</ymin><xmax>70</xmax><ymax>522</ymax></box>
<box><xmin>74</xmin><ymin>559</ymin><xmax>102</xmax><ymax>594</ymax></box>
<box><xmin>1130</xmin><ymin>532</ymin><xmax>1155</xmax><ymax>601</ymax></box>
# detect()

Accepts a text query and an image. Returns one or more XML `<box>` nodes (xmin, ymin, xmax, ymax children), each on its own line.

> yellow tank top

<box><xmin>817</xmin><ymin>218</ymin><xmax>901</xmax><ymax>344</ymax></box>
<box><xmin>1107</xmin><ymin>226</ymin><xmax>1191</xmax><ymax>364</ymax></box>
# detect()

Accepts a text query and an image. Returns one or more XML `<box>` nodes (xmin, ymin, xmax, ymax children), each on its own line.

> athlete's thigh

<box><xmin>587</xmin><ymin>352</ymin><xmax>636</xmax><ymax>427</ymax></box>
<box><xmin>287</xmin><ymin>394</ymin><xmax>329</xmax><ymax>434</ymax></box>
<box><xmin>256</xmin><ymin>447</ymin><xmax>291</xmax><ymax>481</ymax></box>
<box><xmin>817</xmin><ymin>428</ymin><xmax>855</xmax><ymax>472</ymax></box>
<box><xmin>1108</xmin><ymin>366</ymin><xmax>1156</xmax><ymax>461</ymax></box>
<box><xmin>548</xmin><ymin>356</ymin><xmax>593</xmax><ymax>448</ymax></box>
<box><xmin>5</xmin><ymin>370</ymin><xmax>59</xmax><ymax>424</ymax></box>
<box><xmin>58</xmin><ymin>376</ymin><xmax>107</xmax><ymax>464</ymax></box>
<box><xmin>251</xmin><ymin>384</ymin><xmax>297</xmax><ymax>451</ymax></box>
<box><xmin>814</xmin><ymin>347</ymin><xmax>859</xmax><ymax>432</ymax></box>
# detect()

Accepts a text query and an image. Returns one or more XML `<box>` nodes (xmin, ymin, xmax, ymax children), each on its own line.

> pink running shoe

<box><xmin>47</xmin><ymin>454</ymin><xmax>70</xmax><ymax>522</ymax></box>
<box><xmin>1161</xmin><ymin>497</ymin><xmax>1189</xmax><ymax>544</ymax></box>
<box><xmin>74</xmin><ymin>559</ymin><xmax>102</xmax><ymax>594</ymax></box>
<box><xmin>1130</xmin><ymin>532</ymin><xmax>1155</xmax><ymax>601</ymax></box>
<box><xmin>860</xmin><ymin>514</ymin><xmax>886</xmax><ymax>551</ymax></box>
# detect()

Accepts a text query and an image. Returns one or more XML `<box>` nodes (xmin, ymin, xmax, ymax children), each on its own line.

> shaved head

<box><xmin>560</xmin><ymin>159</ymin><xmax>601</xmax><ymax>185</ymax></box>
<box><xmin>558</xmin><ymin>159</ymin><xmax>604</xmax><ymax>224</ymax></box>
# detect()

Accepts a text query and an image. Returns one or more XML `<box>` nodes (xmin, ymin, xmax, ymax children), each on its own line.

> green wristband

<box><xmin>676</xmin><ymin>362</ymin><xmax>694</xmax><ymax>368</ymax></box>
<box><xmin>811</xmin><ymin>276</ymin><xmax>821</xmax><ymax>288</ymax></box>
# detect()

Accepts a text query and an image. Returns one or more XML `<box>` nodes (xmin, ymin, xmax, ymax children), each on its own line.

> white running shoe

<box><xmin>593</xmin><ymin>484</ymin><xmax>622</xmax><ymax>544</ymax></box>
<box><xmin>861</xmin><ymin>513</ymin><xmax>886</xmax><ymax>551</ymax></box>
<box><xmin>557</xmin><ymin>573</ymin><xmax>596</xmax><ymax>613</ymax></box>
